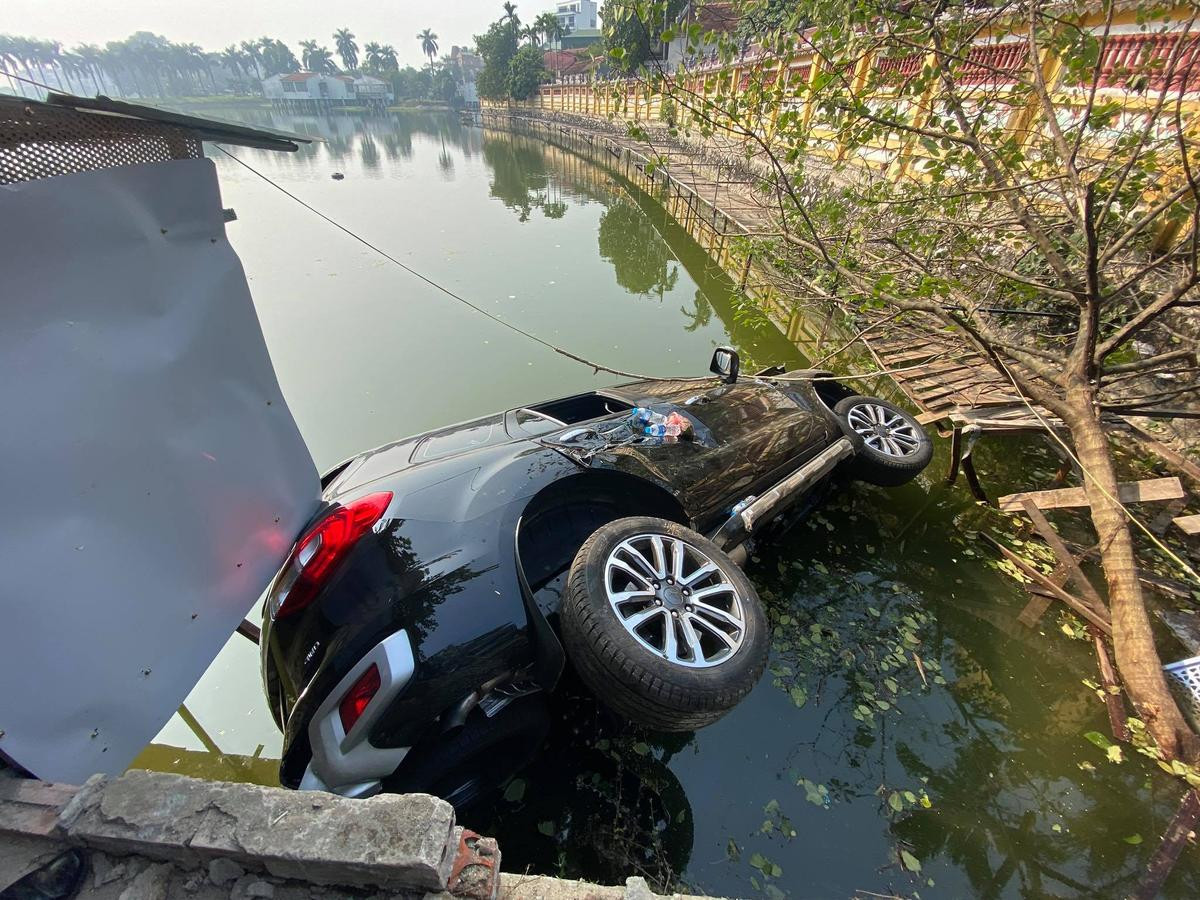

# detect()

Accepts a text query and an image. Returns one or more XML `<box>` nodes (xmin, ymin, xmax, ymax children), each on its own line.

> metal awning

<box><xmin>32</xmin><ymin>92</ymin><xmax>315</xmax><ymax>151</ymax></box>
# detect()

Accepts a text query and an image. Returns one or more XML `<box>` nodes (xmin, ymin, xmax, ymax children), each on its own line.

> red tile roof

<box><xmin>691</xmin><ymin>1</ymin><xmax>739</xmax><ymax>36</ymax></box>
<box><xmin>279</xmin><ymin>72</ymin><xmax>352</xmax><ymax>82</ymax></box>
<box><xmin>543</xmin><ymin>49</ymin><xmax>594</xmax><ymax>76</ymax></box>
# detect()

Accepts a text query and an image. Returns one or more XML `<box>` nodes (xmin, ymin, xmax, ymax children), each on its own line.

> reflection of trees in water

<box><xmin>359</xmin><ymin>134</ymin><xmax>380</xmax><ymax>170</ymax></box>
<box><xmin>378</xmin><ymin>521</ymin><xmax>483</xmax><ymax>648</ymax></box>
<box><xmin>466</xmin><ymin>676</ymin><xmax>694</xmax><ymax>893</ymax></box>
<box><xmin>597</xmin><ymin>200</ymin><xmax>680</xmax><ymax>299</ymax></box>
<box><xmin>742</xmin><ymin>493</ymin><xmax>1200</xmax><ymax>898</ymax></box>
<box><xmin>680</xmin><ymin>291</ymin><xmax>713</xmax><ymax>332</ymax></box>
<box><xmin>380</xmin><ymin>130</ymin><xmax>411</xmax><ymax>161</ymax></box>
<box><xmin>483</xmin><ymin>137</ymin><xmax>555</xmax><ymax>223</ymax></box>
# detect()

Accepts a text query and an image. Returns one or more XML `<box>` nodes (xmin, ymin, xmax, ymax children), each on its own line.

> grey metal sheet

<box><xmin>0</xmin><ymin>157</ymin><xmax>319</xmax><ymax>783</ymax></box>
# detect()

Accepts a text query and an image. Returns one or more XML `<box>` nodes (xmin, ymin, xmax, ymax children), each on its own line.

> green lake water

<box><xmin>141</xmin><ymin>107</ymin><xmax>1198</xmax><ymax>899</ymax></box>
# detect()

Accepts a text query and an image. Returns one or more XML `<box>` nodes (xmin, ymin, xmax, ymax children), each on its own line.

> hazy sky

<box><xmin>3</xmin><ymin>0</ymin><xmax>544</xmax><ymax>69</ymax></box>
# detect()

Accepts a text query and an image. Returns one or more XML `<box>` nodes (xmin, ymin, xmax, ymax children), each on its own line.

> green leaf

<box><xmin>789</xmin><ymin>685</ymin><xmax>808</xmax><ymax>708</ymax></box>
<box><xmin>632</xmin><ymin>741</ymin><xmax>650</xmax><ymax>756</ymax></box>
<box><xmin>503</xmin><ymin>778</ymin><xmax>526</xmax><ymax>802</ymax></box>
<box><xmin>726</xmin><ymin>838</ymin><xmax>741</xmax><ymax>861</ymax></box>
<box><xmin>749</xmin><ymin>852</ymin><xmax>769</xmax><ymax>871</ymax></box>
<box><xmin>1084</xmin><ymin>731</ymin><xmax>1113</xmax><ymax>750</ymax></box>
<box><xmin>537</xmin><ymin>820</ymin><xmax>555</xmax><ymax>836</ymax></box>
<box><xmin>888</xmin><ymin>791</ymin><xmax>904</xmax><ymax>812</ymax></box>
<box><xmin>1124</xmin><ymin>834</ymin><xmax>1143</xmax><ymax>845</ymax></box>
<box><xmin>900</xmin><ymin>849</ymin><xmax>922</xmax><ymax>873</ymax></box>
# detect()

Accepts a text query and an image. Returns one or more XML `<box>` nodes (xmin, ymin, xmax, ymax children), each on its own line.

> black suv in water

<box><xmin>260</xmin><ymin>350</ymin><xmax>932</xmax><ymax>806</ymax></box>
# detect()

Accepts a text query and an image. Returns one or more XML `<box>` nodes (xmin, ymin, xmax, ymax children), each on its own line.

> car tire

<box><xmin>833</xmin><ymin>395</ymin><xmax>933</xmax><ymax>487</ymax></box>
<box><xmin>560</xmin><ymin>516</ymin><xmax>768</xmax><ymax>732</ymax></box>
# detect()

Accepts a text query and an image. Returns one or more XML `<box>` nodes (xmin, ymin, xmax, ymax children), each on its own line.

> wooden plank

<box><xmin>1018</xmin><ymin>556</ymin><xmax>1069</xmax><ymax>627</ymax></box>
<box><xmin>1116</xmin><ymin>419</ymin><xmax>1200</xmax><ymax>484</ymax></box>
<box><xmin>877</xmin><ymin>346</ymin><xmax>943</xmax><ymax>366</ymax></box>
<box><xmin>1091</xmin><ymin>626</ymin><xmax>1130</xmax><ymax>742</ymax></box>
<box><xmin>1131</xmin><ymin>790</ymin><xmax>1200</xmax><ymax>900</ymax></box>
<box><xmin>1173</xmin><ymin>514</ymin><xmax>1200</xmax><ymax>536</ymax></box>
<box><xmin>0</xmin><ymin>779</ymin><xmax>76</xmax><ymax>839</ymax></box>
<box><xmin>1019</xmin><ymin>500</ymin><xmax>1106</xmax><ymax>609</ymax></box>
<box><xmin>998</xmin><ymin>477</ymin><xmax>1184</xmax><ymax>512</ymax></box>
<box><xmin>1017</xmin><ymin>591</ymin><xmax>1055</xmax><ymax>627</ymax></box>
<box><xmin>980</xmin><ymin>533</ymin><xmax>1112</xmax><ymax>634</ymax></box>
<box><xmin>908</xmin><ymin>364</ymin><xmax>977</xmax><ymax>388</ymax></box>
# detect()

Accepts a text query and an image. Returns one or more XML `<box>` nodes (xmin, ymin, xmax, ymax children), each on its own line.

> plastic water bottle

<box><xmin>644</xmin><ymin>423</ymin><xmax>683</xmax><ymax>437</ymax></box>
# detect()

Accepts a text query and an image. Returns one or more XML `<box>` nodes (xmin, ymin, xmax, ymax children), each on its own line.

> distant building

<box><xmin>352</xmin><ymin>75</ymin><xmax>393</xmax><ymax>108</ymax></box>
<box><xmin>558</xmin><ymin>27</ymin><xmax>603</xmax><ymax>50</ymax></box>
<box><xmin>449</xmin><ymin>46</ymin><xmax>484</xmax><ymax>109</ymax></box>
<box><xmin>556</xmin><ymin>0</ymin><xmax>599</xmax><ymax>32</ymax></box>
<box><xmin>262</xmin><ymin>72</ymin><xmax>356</xmax><ymax>108</ymax></box>
<box><xmin>543</xmin><ymin>49</ymin><xmax>599</xmax><ymax>82</ymax></box>
<box><xmin>663</xmin><ymin>2</ymin><xmax>741</xmax><ymax>71</ymax></box>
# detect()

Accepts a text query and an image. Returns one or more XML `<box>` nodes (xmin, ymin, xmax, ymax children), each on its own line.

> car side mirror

<box><xmin>710</xmin><ymin>347</ymin><xmax>739</xmax><ymax>384</ymax></box>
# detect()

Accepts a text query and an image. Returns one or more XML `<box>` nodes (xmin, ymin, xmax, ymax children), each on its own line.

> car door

<box><xmin>592</xmin><ymin>382</ymin><xmax>833</xmax><ymax>528</ymax></box>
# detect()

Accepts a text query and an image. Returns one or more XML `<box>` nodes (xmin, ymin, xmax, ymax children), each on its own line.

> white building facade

<box><xmin>556</xmin><ymin>0</ymin><xmax>598</xmax><ymax>32</ymax></box>
<box><xmin>261</xmin><ymin>72</ymin><xmax>355</xmax><ymax>106</ymax></box>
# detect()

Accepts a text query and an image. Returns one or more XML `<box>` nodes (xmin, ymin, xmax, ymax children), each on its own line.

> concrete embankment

<box><xmin>0</xmin><ymin>771</ymin><xmax>718</xmax><ymax>900</ymax></box>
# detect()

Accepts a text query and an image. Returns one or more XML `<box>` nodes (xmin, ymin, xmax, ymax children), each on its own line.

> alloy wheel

<box><xmin>846</xmin><ymin>402</ymin><xmax>922</xmax><ymax>457</ymax></box>
<box><xmin>603</xmin><ymin>534</ymin><xmax>746</xmax><ymax>668</ymax></box>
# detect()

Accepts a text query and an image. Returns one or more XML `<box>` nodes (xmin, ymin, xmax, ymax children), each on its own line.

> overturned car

<box><xmin>260</xmin><ymin>350</ymin><xmax>932</xmax><ymax>805</ymax></box>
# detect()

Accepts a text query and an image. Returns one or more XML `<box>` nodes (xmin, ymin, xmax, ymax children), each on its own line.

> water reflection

<box><xmin>598</xmin><ymin>199</ymin><xmax>681</xmax><ymax>299</ymax></box>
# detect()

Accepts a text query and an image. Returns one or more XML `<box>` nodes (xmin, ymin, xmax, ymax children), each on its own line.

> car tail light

<box><xmin>268</xmin><ymin>492</ymin><xmax>392</xmax><ymax>621</ymax></box>
<box><xmin>338</xmin><ymin>663</ymin><xmax>381</xmax><ymax>734</ymax></box>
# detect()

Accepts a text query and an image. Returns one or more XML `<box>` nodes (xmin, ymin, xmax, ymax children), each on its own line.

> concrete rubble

<box><xmin>0</xmin><ymin>771</ymin><xmax>720</xmax><ymax>900</ymax></box>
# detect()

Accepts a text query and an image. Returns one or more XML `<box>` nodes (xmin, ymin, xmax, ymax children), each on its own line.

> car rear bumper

<box><xmin>297</xmin><ymin>629</ymin><xmax>416</xmax><ymax>797</ymax></box>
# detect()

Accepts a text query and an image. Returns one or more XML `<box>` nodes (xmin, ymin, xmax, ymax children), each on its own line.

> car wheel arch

<box><xmin>515</xmin><ymin>470</ymin><xmax>689</xmax><ymax>594</ymax></box>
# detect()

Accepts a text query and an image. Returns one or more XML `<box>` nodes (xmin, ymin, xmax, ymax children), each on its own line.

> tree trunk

<box><xmin>1066</xmin><ymin>390</ymin><xmax>1200</xmax><ymax>763</ymax></box>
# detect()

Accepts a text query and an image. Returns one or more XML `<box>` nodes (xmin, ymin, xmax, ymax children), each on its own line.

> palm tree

<box><xmin>74</xmin><ymin>43</ymin><xmax>105</xmax><ymax>94</ymax></box>
<box><xmin>363</xmin><ymin>42</ymin><xmax>384</xmax><ymax>73</ymax></box>
<box><xmin>311</xmin><ymin>46</ymin><xmax>338</xmax><ymax>74</ymax></box>
<box><xmin>260</xmin><ymin>39</ymin><xmax>299</xmax><ymax>76</ymax></box>
<box><xmin>334</xmin><ymin>28</ymin><xmax>358</xmax><ymax>72</ymax></box>
<box><xmin>418</xmin><ymin>29</ymin><xmax>439</xmax><ymax>73</ymax></box>
<box><xmin>521</xmin><ymin>25</ymin><xmax>540</xmax><ymax>47</ymax></box>
<box><xmin>241</xmin><ymin>39</ymin><xmax>263</xmax><ymax>79</ymax></box>
<box><xmin>0</xmin><ymin>36</ymin><xmax>26</xmax><ymax>94</ymax></box>
<box><xmin>502</xmin><ymin>2</ymin><xmax>520</xmax><ymax>28</ymax></box>
<box><xmin>101</xmin><ymin>42</ymin><xmax>131</xmax><ymax>96</ymax></box>
<box><xmin>299</xmin><ymin>40</ymin><xmax>319</xmax><ymax>71</ymax></box>
<box><xmin>536</xmin><ymin>12</ymin><xmax>562</xmax><ymax>47</ymax></box>
<box><xmin>378</xmin><ymin>44</ymin><xmax>399</xmax><ymax>73</ymax></box>
<box><xmin>220</xmin><ymin>45</ymin><xmax>243</xmax><ymax>77</ymax></box>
